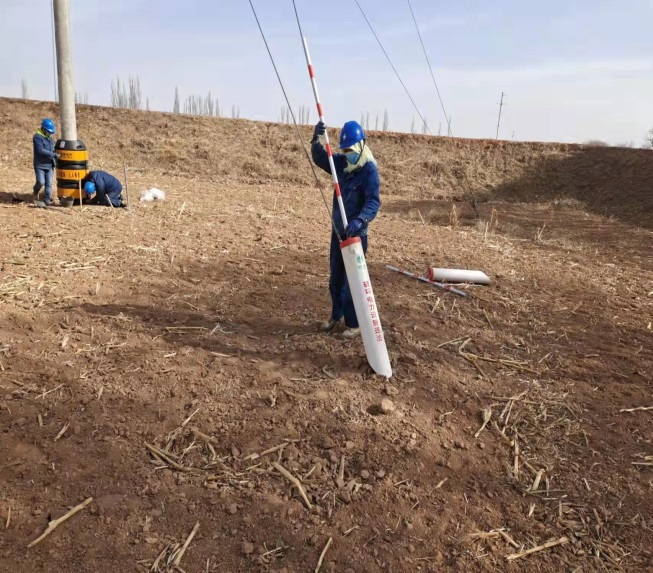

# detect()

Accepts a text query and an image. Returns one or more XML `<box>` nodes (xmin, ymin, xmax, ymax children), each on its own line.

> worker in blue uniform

<box><xmin>32</xmin><ymin>119</ymin><xmax>57</xmax><ymax>205</ymax></box>
<box><xmin>311</xmin><ymin>120</ymin><xmax>381</xmax><ymax>339</ymax></box>
<box><xmin>82</xmin><ymin>170</ymin><xmax>126</xmax><ymax>208</ymax></box>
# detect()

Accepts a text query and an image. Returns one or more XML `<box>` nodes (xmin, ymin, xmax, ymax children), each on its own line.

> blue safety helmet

<box><xmin>339</xmin><ymin>121</ymin><xmax>365</xmax><ymax>149</ymax></box>
<box><xmin>84</xmin><ymin>181</ymin><xmax>96</xmax><ymax>195</ymax></box>
<box><xmin>41</xmin><ymin>118</ymin><xmax>56</xmax><ymax>134</ymax></box>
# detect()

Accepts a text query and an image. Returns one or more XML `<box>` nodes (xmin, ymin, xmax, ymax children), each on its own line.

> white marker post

<box><xmin>300</xmin><ymin>37</ymin><xmax>392</xmax><ymax>378</ymax></box>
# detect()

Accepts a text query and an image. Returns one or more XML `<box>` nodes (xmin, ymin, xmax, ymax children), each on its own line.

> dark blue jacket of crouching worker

<box><xmin>82</xmin><ymin>170</ymin><xmax>124</xmax><ymax>207</ymax></box>
<box><xmin>311</xmin><ymin>142</ymin><xmax>381</xmax><ymax>239</ymax></box>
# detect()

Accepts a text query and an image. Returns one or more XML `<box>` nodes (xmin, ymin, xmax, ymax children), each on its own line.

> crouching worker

<box><xmin>82</xmin><ymin>170</ymin><xmax>126</xmax><ymax>208</ymax></box>
<box><xmin>311</xmin><ymin>120</ymin><xmax>380</xmax><ymax>339</ymax></box>
<box><xmin>33</xmin><ymin>119</ymin><xmax>57</xmax><ymax>205</ymax></box>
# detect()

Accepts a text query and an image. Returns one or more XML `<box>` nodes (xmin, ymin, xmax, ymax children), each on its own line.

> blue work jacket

<box><xmin>33</xmin><ymin>129</ymin><xmax>56</xmax><ymax>170</ymax></box>
<box><xmin>311</xmin><ymin>142</ymin><xmax>381</xmax><ymax>238</ymax></box>
<box><xmin>83</xmin><ymin>171</ymin><xmax>123</xmax><ymax>206</ymax></box>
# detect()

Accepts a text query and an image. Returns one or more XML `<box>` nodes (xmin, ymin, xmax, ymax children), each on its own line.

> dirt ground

<box><xmin>0</xmin><ymin>99</ymin><xmax>652</xmax><ymax>572</ymax></box>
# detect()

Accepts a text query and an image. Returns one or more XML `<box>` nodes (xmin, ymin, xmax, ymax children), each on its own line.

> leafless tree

<box><xmin>128</xmin><ymin>77</ymin><xmax>142</xmax><ymax>110</ymax></box>
<box><xmin>296</xmin><ymin>105</ymin><xmax>311</xmax><ymax>125</ymax></box>
<box><xmin>382</xmin><ymin>109</ymin><xmax>389</xmax><ymax>131</ymax></box>
<box><xmin>183</xmin><ymin>95</ymin><xmax>199</xmax><ymax>115</ymax></box>
<box><xmin>21</xmin><ymin>78</ymin><xmax>28</xmax><ymax>99</ymax></box>
<box><xmin>111</xmin><ymin>78</ymin><xmax>127</xmax><ymax>108</ymax></box>
<box><xmin>110</xmin><ymin>76</ymin><xmax>144</xmax><ymax>109</ymax></box>
<box><xmin>279</xmin><ymin>106</ymin><xmax>290</xmax><ymax>123</ymax></box>
<box><xmin>422</xmin><ymin>118</ymin><xmax>429</xmax><ymax>135</ymax></box>
<box><xmin>410</xmin><ymin>116</ymin><xmax>416</xmax><ymax>134</ymax></box>
<box><xmin>645</xmin><ymin>128</ymin><xmax>653</xmax><ymax>149</ymax></box>
<box><xmin>75</xmin><ymin>92</ymin><xmax>89</xmax><ymax>105</ymax></box>
<box><xmin>231</xmin><ymin>105</ymin><xmax>241</xmax><ymax>119</ymax></box>
<box><xmin>183</xmin><ymin>92</ymin><xmax>220</xmax><ymax>117</ymax></box>
<box><xmin>173</xmin><ymin>87</ymin><xmax>180</xmax><ymax>113</ymax></box>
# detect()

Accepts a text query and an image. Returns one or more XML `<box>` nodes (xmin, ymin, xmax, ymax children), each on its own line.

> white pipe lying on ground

<box><xmin>428</xmin><ymin>268</ymin><xmax>491</xmax><ymax>285</ymax></box>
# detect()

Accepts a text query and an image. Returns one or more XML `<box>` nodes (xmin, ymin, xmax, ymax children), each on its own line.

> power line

<box><xmin>353</xmin><ymin>0</ymin><xmax>431</xmax><ymax>135</ymax></box>
<box><xmin>407</xmin><ymin>0</ymin><xmax>450</xmax><ymax>136</ymax></box>
<box><xmin>464</xmin><ymin>0</ymin><xmax>477</xmax><ymax>22</ymax></box>
<box><xmin>406</xmin><ymin>0</ymin><xmax>480</xmax><ymax>217</ymax></box>
<box><xmin>246</xmin><ymin>0</ymin><xmax>335</xmax><ymax>232</ymax></box>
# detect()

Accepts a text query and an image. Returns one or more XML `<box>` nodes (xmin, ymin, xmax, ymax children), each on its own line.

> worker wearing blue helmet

<box><xmin>81</xmin><ymin>170</ymin><xmax>126</xmax><ymax>208</ymax></box>
<box><xmin>311</xmin><ymin>120</ymin><xmax>381</xmax><ymax>339</ymax></box>
<box><xmin>32</xmin><ymin>119</ymin><xmax>57</xmax><ymax>205</ymax></box>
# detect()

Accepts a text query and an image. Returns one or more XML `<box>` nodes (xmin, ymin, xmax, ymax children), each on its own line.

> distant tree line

<box><xmin>14</xmin><ymin>76</ymin><xmax>653</xmax><ymax>145</ymax></box>
<box><xmin>279</xmin><ymin>105</ymin><xmax>311</xmax><ymax>124</ymax></box>
<box><xmin>111</xmin><ymin>77</ymin><xmax>143</xmax><ymax>109</ymax></box>
<box><xmin>172</xmin><ymin>86</ymin><xmax>241</xmax><ymax>119</ymax></box>
<box><xmin>359</xmin><ymin>110</ymin><xmax>391</xmax><ymax>132</ymax></box>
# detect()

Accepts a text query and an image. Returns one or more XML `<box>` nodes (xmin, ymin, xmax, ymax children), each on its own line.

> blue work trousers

<box><xmin>329</xmin><ymin>233</ymin><xmax>368</xmax><ymax>329</ymax></box>
<box><xmin>34</xmin><ymin>167</ymin><xmax>54</xmax><ymax>202</ymax></box>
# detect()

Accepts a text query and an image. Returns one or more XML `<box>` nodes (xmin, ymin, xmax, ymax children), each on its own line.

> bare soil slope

<box><xmin>2</xmin><ymin>98</ymin><xmax>652</xmax><ymax>228</ymax></box>
<box><xmin>0</xmin><ymin>98</ymin><xmax>652</xmax><ymax>573</ymax></box>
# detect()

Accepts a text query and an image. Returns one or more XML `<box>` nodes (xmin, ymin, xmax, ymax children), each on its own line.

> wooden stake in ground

<box><xmin>27</xmin><ymin>497</ymin><xmax>93</xmax><ymax>548</ymax></box>
<box><xmin>505</xmin><ymin>536</ymin><xmax>569</xmax><ymax>561</ymax></box>
<box><xmin>315</xmin><ymin>537</ymin><xmax>333</xmax><ymax>573</ymax></box>
<box><xmin>272</xmin><ymin>462</ymin><xmax>312</xmax><ymax>510</ymax></box>
<box><xmin>123</xmin><ymin>159</ymin><xmax>130</xmax><ymax>209</ymax></box>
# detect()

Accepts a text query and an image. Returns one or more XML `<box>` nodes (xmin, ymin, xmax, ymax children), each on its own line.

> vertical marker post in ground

<box><xmin>300</xmin><ymin>36</ymin><xmax>392</xmax><ymax>379</ymax></box>
<box><xmin>123</xmin><ymin>160</ymin><xmax>129</xmax><ymax>209</ymax></box>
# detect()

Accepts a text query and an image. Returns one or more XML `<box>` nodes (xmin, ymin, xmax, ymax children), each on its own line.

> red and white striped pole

<box><xmin>300</xmin><ymin>36</ymin><xmax>392</xmax><ymax>379</ymax></box>
<box><xmin>301</xmin><ymin>37</ymin><xmax>348</xmax><ymax>230</ymax></box>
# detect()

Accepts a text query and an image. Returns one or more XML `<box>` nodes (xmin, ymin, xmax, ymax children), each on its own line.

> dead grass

<box><xmin>3</xmin><ymin>97</ymin><xmax>653</xmax><ymax>229</ymax></box>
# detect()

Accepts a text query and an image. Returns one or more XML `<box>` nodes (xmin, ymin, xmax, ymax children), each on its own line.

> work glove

<box><xmin>345</xmin><ymin>218</ymin><xmax>364</xmax><ymax>237</ymax></box>
<box><xmin>312</xmin><ymin>121</ymin><xmax>326</xmax><ymax>143</ymax></box>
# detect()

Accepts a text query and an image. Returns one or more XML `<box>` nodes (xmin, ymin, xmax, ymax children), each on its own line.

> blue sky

<box><xmin>1</xmin><ymin>0</ymin><xmax>652</xmax><ymax>144</ymax></box>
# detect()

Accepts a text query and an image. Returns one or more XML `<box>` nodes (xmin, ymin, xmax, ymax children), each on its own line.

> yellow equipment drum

<box><xmin>55</xmin><ymin>139</ymin><xmax>89</xmax><ymax>200</ymax></box>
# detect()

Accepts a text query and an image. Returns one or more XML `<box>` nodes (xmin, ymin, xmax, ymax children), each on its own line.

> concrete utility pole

<box><xmin>50</xmin><ymin>1</ymin><xmax>58</xmax><ymax>101</ymax></box>
<box><xmin>52</xmin><ymin>0</ymin><xmax>88</xmax><ymax>205</ymax></box>
<box><xmin>495</xmin><ymin>92</ymin><xmax>506</xmax><ymax>140</ymax></box>
<box><xmin>53</xmin><ymin>0</ymin><xmax>77</xmax><ymax>140</ymax></box>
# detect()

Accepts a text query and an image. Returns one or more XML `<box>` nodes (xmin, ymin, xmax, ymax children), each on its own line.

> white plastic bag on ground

<box><xmin>140</xmin><ymin>188</ymin><xmax>166</xmax><ymax>202</ymax></box>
